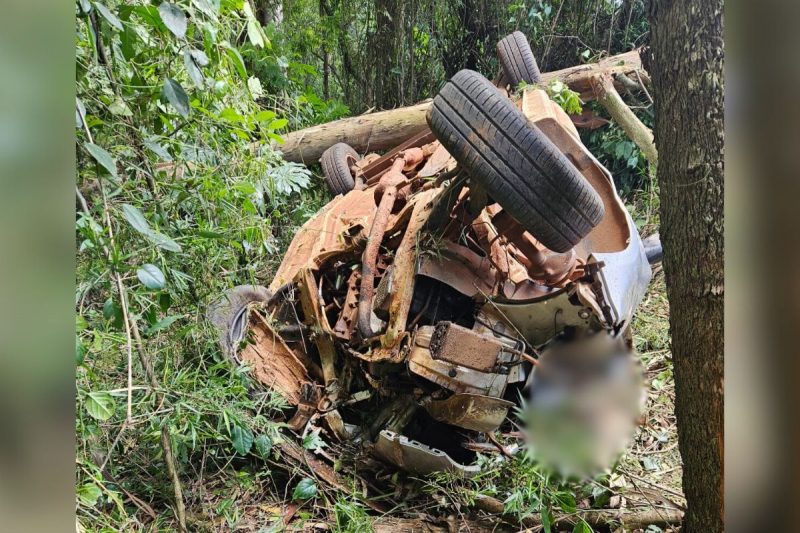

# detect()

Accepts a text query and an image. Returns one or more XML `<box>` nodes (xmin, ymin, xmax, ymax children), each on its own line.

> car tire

<box><xmin>497</xmin><ymin>31</ymin><xmax>542</xmax><ymax>87</ymax></box>
<box><xmin>427</xmin><ymin>69</ymin><xmax>604</xmax><ymax>252</ymax></box>
<box><xmin>207</xmin><ymin>285</ymin><xmax>272</xmax><ymax>357</ymax></box>
<box><xmin>320</xmin><ymin>142</ymin><xmax>359</xmax><ymax>195</ymax></box>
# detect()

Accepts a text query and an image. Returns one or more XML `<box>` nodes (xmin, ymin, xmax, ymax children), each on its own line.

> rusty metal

<box><xmin>491</xmin><ymin>209</ymin><xmax>578</xmax><ymax>285</ymax></box>
<box><xmin>361</xmin><ymin>129</ymin><xmax>436</xmax><ymax>184</ymax></box>
<box><xmin>430</xmin><ymin>321</ymin><xmax>503</xmax><ymax>372</ymax></box>
<box><xmin>407</xmin><ymin>326</ymin><xmax>515</xmax><ymax>397</ymax></box>
<box><xmin>358</xmin><ymin>149</ymin><xmax>426</xmax><ymax>340</ymax></box>
<box><xmin>238</xmin><ymin>313</ymin><xmax>313</xmax><ymax>406</ymax></box>
<box><xmin>357</xmin><ymin>166</ymin><xmax>401</xmax><ymax>339</ymax></box>
<box><xmin>333</xmin><ymin>270</ymin><xmax>361</xmax><ymax>340</ymax></box>
<box><xmin>423</xmin><ymin>393</ymin><xmax>513</xmax><ymax>433</ymax></box>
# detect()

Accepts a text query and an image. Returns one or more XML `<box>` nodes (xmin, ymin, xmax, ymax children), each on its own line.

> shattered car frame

<box><xmin>210</xmin><ymin>73</ymin><xmax>653</xmax><ymax>477</ymax></box>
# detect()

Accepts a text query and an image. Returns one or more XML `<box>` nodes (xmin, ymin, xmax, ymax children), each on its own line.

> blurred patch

<box><xmin>521</xmin><ymin>332</ymin><xmax>644</xmax><ymax>477</ymax></box>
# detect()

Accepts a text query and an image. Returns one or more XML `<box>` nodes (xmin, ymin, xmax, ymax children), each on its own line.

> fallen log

<box><xmin>275</xmin><ymin>50</ymin><xmax>645</xmax><ymax>163</ymax></box>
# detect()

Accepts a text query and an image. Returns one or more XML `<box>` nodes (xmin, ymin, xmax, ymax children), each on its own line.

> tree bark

<box><xmin>276</xmin><ymin>50</ymin><xmax>645</xmax><ymax>162</ymax></box>
<box><xmin>647</xmin><ymin>0</ymin><xmax>724</xmax><ymax>531</ymax></box>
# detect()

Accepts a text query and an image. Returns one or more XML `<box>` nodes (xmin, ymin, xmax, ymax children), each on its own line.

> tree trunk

<box><xmin>647</xmin><ymin>0</ymin><xmax>724</xmax><ymax>531</ymax></box>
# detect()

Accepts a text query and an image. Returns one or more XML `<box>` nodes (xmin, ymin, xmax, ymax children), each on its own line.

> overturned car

<box><xmin>210</xmin><ymin>34</ymin><xmax>656</xmax><ymax>477</ymax></box>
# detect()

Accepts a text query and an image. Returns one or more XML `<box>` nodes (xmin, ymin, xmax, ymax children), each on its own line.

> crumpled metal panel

<box><xmin>490</xmin><ymin>287</ymin><xmax>598</xmax><ymax>347</ymax></box>
<box><xmin>373</xmin><ymin>430</ymin><xmax>480</xmax><ymax>477</ymax></box>
<box><xmin>592</xmin><ymin>209</ymin><xmax>652</xmax><ymax>328</ymax></box>
<box><xmin>422</xmin><ymin>393</ymin><xmax>513</xmax><ymax>433</ymax></box>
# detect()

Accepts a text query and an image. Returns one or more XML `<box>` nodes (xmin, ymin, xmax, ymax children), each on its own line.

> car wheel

<box><xmin>427</xmin><ymin>69</ymin><xmax>604</xmax><ymax>252</ymax></box>
<box><xmin>320</xmin><ymin>142</ymin><xmax>359</xmax><ymax>195</ymax></box>
<box><xmin>207</xmin><ymin>285</ymin><xmax>272</xmax><ymax>357</ymax></box>
<box><xmin>497</xmin><ymin>31</ymin><xmax>542</xmax><ymax>87</ymax></box>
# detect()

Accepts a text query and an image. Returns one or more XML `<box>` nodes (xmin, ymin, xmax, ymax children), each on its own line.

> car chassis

<box><xmin>209</xmin><ymin>85</ymin><xmax>653</xmax><ymax>476</ymax></box>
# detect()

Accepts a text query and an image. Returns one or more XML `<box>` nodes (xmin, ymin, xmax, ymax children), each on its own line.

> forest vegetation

<box><xmin>74</xmin><ymin>1</ymin><xmax>696</xmax><ymax>531</ymax></box>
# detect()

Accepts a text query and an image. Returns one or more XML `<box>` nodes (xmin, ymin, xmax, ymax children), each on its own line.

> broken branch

<box><xmin>592</xmin><ymin>73</ymin><xmax>658</xmax><ymax>165</ymax></box>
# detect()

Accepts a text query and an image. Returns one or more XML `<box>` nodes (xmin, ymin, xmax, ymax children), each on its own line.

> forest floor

<box><xmin>180</xmin><ymin>198</ymin><xmax>684</xmax><ymax>533</ymax></box>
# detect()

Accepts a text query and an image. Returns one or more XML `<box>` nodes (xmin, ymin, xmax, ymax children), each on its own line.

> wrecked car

<box><xmin>209</xmin><ymin>33</ymin><xmax>657</xmax><ymax>477</ymax></box>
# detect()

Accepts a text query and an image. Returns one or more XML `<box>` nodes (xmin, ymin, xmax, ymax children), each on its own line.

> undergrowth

<box><xmin>75</xmin><ymin>1</ymin><xmax>667</xmax><ymax>531</ymax></box>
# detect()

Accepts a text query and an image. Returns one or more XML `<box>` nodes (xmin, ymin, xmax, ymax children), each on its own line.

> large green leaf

<box><xmin>230</xmin><ymin>424</ymin><xmax>253</xmax><ymax>455</ymax></box>
<box><xmin>85</xmin><ymin>391</ymin><xmax>115</xmax><ymax>421</ymax></box>
<box><xmin>137</xmin><ymin>264</ymin><xmax>166</xmax><ymax>289</ymax></box>
<box><xmin>84</xmin><ymin>143</ymin><xmax>117</xmax><ymax>178</ymax></box>
<box><xmin>183</xmin><ymin>49</ymin><xmax>205</xmax><ymax>87</ymax></box>
<box><xmin>162</xmin><ymin>78</ymin><xmax>190</xmax><ymax>118</ymax></box>
<box><xmin>254</xmin><ymin>434</ymin><xmax>272</xmax><ymax>458</ymax></box>
<box><xmin>572</xmin><ymin>521</ymin><xmax>592</xmax><ymax>533</ymax></box>
<box><xmin>148</xmin><ymin>230</ymin><xmax>182</xmax><ymax>252</ymax></box>
<box><xmin>222</xmin><ymin>43</ymin><xmax>246</xmax><ymax>79</ymax></box>
<box><xmin>190</xmin><ymin>48</ymin><xmax>210</xmax><ymax>66</ymax></box>
<box><xmin>292</xmin><ymin>478</ymin><xmax>317</xmax><ymax>501</ymax></box>
<box><xmin>94</xmin><ymin>2</ymin><xmax>123</xmax><ymax>31</ymax></box>
<box><xmin>77</xmin><ymin>483</ymin><xmax>103</xmax><ymax>506</ymax></box>
<box><xmin>121</xmin><ymin>204</ymin><xmax>182</xmax><ymax>252</ymax></box>
<box><xmin>158</xmin><ymin>2</ymin><xmax>187</xmax><ymax>38</ymax></box>
<box><xmin>121</xmin><ymin>204</ymin><xmax>152</xmax><ymax>235</ymax></box>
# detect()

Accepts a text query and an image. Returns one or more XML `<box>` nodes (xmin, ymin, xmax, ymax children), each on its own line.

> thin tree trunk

<box><xmin>647</xmin><ymin>0</ymin><xmax>725</xmax><ymax>531</ymax></box>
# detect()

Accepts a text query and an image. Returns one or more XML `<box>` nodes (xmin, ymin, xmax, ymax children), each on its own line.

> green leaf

<box><xmin>108</xmin><ymin>98</ymin><xmax>133</xmax><ymax>117</ymax></box>
<box><xmin>121</xmin><ymin>204</ymin><xmax>152</xmax><ymax>235</ymax></box>
<box><xmin>233</xmin><ymin>182</ymin><xmax>256</xmax><ymax>194</ymax></box>
<box><xmin>223</xmin><ymin>43</ymin><xmax>247</xmax><ymax>79</ymax></box>
<box><xmin>268</xmin><ymin>118</ymin><xmax>288</xmax><ymax>131</ymax></box>
<box><xmin>292</xmin><ymin>478</ymin><xmax>317</xmax><ymax>501</ymax></box>
<box><xmin>84</xmin><ymin>143</ymin><xmax>117</xmax><ymax>178</ymax></box>
<box><xmin>85</xmin><ymin>391</ymin><xmax>115</xmax><ymax>421</ymax></box>
<box><xmin>541</xmin><ymin>508</ymin><xmax>552</xmax><ymax>533</ymax></box>
<box><xmin>121</xmin><ymin>204</ymin><xmax>182</xmax><ymax>251</ymax></box>
<box><xmin>572</xmin><ymin>520</ymin><xmax>592</xmax><ymax>533</ymax></box>
<box><xmin>102</xmin><ymin>298</ymin><xmax>122</xmax><ymax>326</ymax></box>
<box><xmin>137</xmin><ymin>264</ymin><xmax>166</xmax><ymax>289</ymax></box>
<box><xmin>556</xmin><ymin>492</ymin><xmax>577</xmax><ymax>514</ymax></box>
<box><xmin>144</xmin><ymin>137</ymin><xmax>172</xmax><ymax>162</ymax></box>
<box><xmin>302</xmin><ymin>428</ymin><xmax>327</xmax><ymax>451</ymax></box>
<box><xmin>190</xmin><ymin>48</ymin><xmax>210</xmax><ymax>66</ymax></box>
<box><xmin>76</xmin><ymin>337</ymin><xmax>86</xmax><ymax>365</ymax></box>
<box><xmin>255</xmin><ymin>110</ymin><xmax>276</xmax><ymax>122</ymax></box>
<box><xmin>246</xmin><ymin>18</ymin><xmax>265</xmax><ymax>48</ymax></box>
<box><xmin>144</xmin><ymin>315</ymin><xmax>181</xmax><ymax>335</ymax></box>
<box><xmin>77</xmin><ymin>483</ymin><xmax>103</xmax><ymax>506</ymax></box>
<box><xmin>158</xmin><ymin>2</ymin><xmax>187</xmax><ymax>38</ymax></box>
<box><xmin>94</xmin><ymin>2</ymin><xmax>123</xmax><ymax>31</ymax></box>
<box><xmin>230</xmin><ymin>424</ymin><xmax>253</xmax><ymax>455</ymax></box>
<box><xmin>183</xmin><ymin>49</ymin><xmax>205</xmax><ymax>87</ymax></box>
<box><xmin>162</xmin><ymin>78</ymin><xmax>190</xmax><ymax>118</ymax></box>
<box><xmin>254</xmin><ymin>434</ymin><xmax>272</xmax><ymax>458</ymax></box>
<box><xmin>148</xmin><ymin>230</ymin><xmax>182</xmax><ymax>252</ymax></box>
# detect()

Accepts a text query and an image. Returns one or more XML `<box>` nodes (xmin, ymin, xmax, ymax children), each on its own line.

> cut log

<box><xmin>275</xmin><ymin>50</ymin><xmax>645</xmax><ymax>163</ymax></box>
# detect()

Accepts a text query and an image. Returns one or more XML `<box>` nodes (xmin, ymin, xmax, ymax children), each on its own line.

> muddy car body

<box><xmin>211</xmin><ymin>70</ymin><xmax>653</xmax><ymax>476</ymax></box>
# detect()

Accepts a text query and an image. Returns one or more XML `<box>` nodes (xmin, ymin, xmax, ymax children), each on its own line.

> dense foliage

<box><xmin>75</xmin><ymin>0</ymin><xmax>655</xmax><ymax>530</ymax></box>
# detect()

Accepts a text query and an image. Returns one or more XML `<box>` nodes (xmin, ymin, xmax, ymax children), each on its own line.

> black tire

<box><xmin>207</xmin><ymin>285</ymin><xmax>272</xmax><ymax>357</ymax></box>
<box><xmin>427</xmin><ymin>69</ymin><xmax>604</xmax><ymax>252</ymax></box>
<box><xmin>497</xmin><ymin>31</ymin><xmax>542</xmax><ymax>87</ymax></box>
<box><xmin>320</xmin><ymin>142</ymin><xmax>359</xmax><ymax>195</ymax></box>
